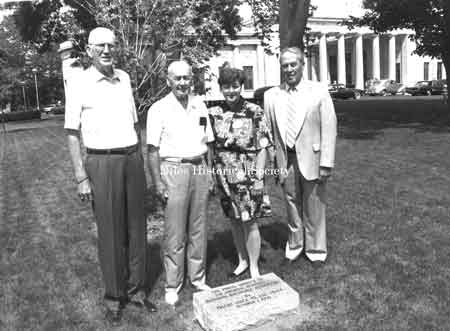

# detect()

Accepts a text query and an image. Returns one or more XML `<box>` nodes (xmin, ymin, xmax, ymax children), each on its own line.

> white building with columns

<box><xmin>204</xmin><ymin>0</ymin><xmax>446</xmax><ymax>100</ymax></box>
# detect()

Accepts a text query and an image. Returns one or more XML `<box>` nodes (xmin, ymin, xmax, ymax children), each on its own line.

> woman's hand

<box><xmin>252</xmin><ymin>178</ymin><xmax>264</xmax><ymax>196</ymax></box>
<box><xmin>77</xmin><ymin>179</ymin><xmax>92</xmax><ymax>202</ymax></box>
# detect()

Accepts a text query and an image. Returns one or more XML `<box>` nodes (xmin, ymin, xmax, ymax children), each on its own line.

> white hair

<box><xmin>167</xmin><ymin>61</ymin><xmax>191</xmax><ymax>76</ymax></box>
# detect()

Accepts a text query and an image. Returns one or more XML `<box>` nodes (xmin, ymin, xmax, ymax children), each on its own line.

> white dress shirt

<box><xmin>146</xmin><ymin>93</ymin><xmax>214</xmax><ymax>158</ymax></box>
<box><xmin>64</xmin><ymin>66</ymin><xmax>138</xmax><ymax>149</ymax></box>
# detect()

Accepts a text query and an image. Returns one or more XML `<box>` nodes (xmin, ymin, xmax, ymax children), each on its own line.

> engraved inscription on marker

<box><xmin>193</xmin><ymin>273</ymin><xmax>299</xmax><ymax>331</ymax></box>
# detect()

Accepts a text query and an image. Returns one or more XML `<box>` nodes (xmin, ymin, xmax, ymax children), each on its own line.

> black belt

<box><xmin>163</xmin><ymin>155</ymin><xmax>205</xmax><ymax>165</ymax></box>
<box><xmin>286</xmin><ymin>146</ymin><xmax>296</xmax><ymax>154</ymax></box>
<box><xmin>86</xmin><ymin>144</ymin><xmax>138</xmax><ymax>155</ymax></box>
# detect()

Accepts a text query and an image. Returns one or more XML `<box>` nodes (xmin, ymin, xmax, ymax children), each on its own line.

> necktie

<box><xmin>285</xmin><ymin>88</ymin><xmax>298</xmax><ymax>148</ymax></box>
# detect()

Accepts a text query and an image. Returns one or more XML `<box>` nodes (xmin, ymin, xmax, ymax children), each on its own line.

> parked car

<box><xmin>42</xmin><ymin>104</ymin><xmax>56</xmax><ymax>113</ymax></box>
<box><xmin>443</xmin><ymin>83</ymin><xmax>448</xmax><ymax>104</ymax></box>
<box><xmin>41</xmin><ymin>103</ymin><xmax>65</xmax><ymax>114</ymax></box>
<box><xmin>366</xmin><ymin>79</ymin><xmax>406</xmax><ymax>96</ymax></box>
<box><xmin>328</xmin><ymin>83</ymin><xmax>363</xmax><ymax>100</ymax></box>
<box><xmin>405</xmin><ymin>80</ymin><xmax>447</xmax><ymax>96</ymax></box>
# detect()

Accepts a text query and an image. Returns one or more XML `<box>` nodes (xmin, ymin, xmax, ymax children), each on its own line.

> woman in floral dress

<box><xmin>208</xmin><ymin>67</ymin><xmax>273</xmax><ymax>278</ymax></box>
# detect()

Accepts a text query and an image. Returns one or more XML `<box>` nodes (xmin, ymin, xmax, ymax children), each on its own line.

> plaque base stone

<box><xmin>193</xmin><ymin>273</ymin><xmax>299</xmax><ymax>331</ymax></box>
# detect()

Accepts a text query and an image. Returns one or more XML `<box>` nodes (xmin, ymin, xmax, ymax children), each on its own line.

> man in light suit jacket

<box><xmin>264</xmin><ymin>47</ymin><xmax>337</xmax><ymax>266</ymax></box>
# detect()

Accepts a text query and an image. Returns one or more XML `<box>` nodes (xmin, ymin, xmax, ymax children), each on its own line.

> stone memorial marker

<box><xmin>193</xmin><ymin>273</ymin><xmax>299</xmax><ymax>331</ymax></box>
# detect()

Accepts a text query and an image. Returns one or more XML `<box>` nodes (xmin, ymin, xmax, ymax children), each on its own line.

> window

<box><xmin>424</xmin><ymin>62</ymin><xmax>429</xmax><ymax>80</ymax></box>
<box><xmin>243</xmin><ymin>66</ymin><xmax>254</xmax><ymax>90</ymax></box>
<box><xmin>437</xmin><ymin>62</ymin><xmax>443</xmax><ymax>80</ymax></box>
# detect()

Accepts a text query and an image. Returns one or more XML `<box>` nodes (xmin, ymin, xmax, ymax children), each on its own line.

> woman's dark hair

<box><xmin>218</xmin><ymin>67</ymin><xmax>246</xmax><ymax>87</ymax></box>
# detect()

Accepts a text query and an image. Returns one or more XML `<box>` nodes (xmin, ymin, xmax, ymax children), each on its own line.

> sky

<box><xmin>311</xmin><ymin>0</ymin><xmax>366</xmax><ymax>18</ymax></box>
<box><xmin>239</xmin><ymin>0</ymin><xmax>366</xmax><ymax>24</ymax></box>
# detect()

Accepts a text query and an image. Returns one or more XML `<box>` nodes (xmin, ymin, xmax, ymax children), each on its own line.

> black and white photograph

<box><xmin>0</xmin><ymin>0</ymin><xmax>449</xmax><ymax>330</ymax></box>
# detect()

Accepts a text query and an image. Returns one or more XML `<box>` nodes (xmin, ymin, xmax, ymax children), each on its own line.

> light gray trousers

<box><xmin>282</xmin><ymin>152</ymin><xmax>327</xmax><ymax>261</ymax></box>
<box><xmin>161</xmin><ymin>161</ymin><xmax>210</xmax><ymax>291</ymax></box>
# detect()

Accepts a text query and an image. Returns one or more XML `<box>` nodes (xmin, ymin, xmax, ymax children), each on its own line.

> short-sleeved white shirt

<box><xmin>64</xmin><ymin>66</ymin><xmax>138</xmax><ymax>149</ymax></box>
<box><xmin>146</xmin><ymin>92</ymin><xmax>214</xmax><ymax>158</ymax></box>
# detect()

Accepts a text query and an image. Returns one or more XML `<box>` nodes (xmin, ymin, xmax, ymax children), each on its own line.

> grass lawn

<box><xmin>1</xmin><ymin>97</ymin><xmax>450</xmax><ymax>331</ymax></box>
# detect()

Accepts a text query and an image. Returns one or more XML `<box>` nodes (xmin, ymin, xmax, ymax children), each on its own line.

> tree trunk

<box><xmin>443</xmin><ymin>53</ymin><xmax>450</xmax><ymax>111</ymax></box>
<box><xmin>443</xmin><ymin>0</ymin><xmax>450</xmax><ymax>111</ymax></box>
<box><xmin>279</xmin><ymin>0</ymin><xmax>311</xmax><ymax>50</ymax></box>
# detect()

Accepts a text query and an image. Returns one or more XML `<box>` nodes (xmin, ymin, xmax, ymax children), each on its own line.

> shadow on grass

<box><xmin>336</xmin><ymin>98</ymin><xmax>450</xmax><ymax>140</ymax></box>
<box><xmin>259</xmin><ymin>221</ymin><xmax>289</xmax><ymax>250</ymax></box>
<box><xmin>205</xmin><ymin>220</ymin><xmax>289</xmax><ymax>269</ymax></box>
<box><xmin>206</xmin><ymin>230</ymin><xmax>236</xmax><ymax>267</ymax></box>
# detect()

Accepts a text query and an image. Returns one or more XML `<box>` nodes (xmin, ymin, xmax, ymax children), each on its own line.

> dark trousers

<box><xmin>85</xmin><ymin>150</ymin><xmax>147</xmax><ymax>302</ymax></box>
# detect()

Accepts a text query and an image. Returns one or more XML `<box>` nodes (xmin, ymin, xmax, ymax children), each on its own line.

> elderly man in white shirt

<box><xmin>65</xmin><ymin>27</ymin><xmax>156</xmax><ymax>324</ymax></box>
<box><xmin>147</xmin><ymin>60</ymin><xmax>214</xmax><ymax>306</ymax></box>
<box><xmin>264</xmin><ymin>47</ymin><xmax>337</xmax><ymax>267</ymax></box>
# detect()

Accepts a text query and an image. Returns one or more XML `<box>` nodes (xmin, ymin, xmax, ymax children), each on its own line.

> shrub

<box><xmin>0</xmin><ymin>111</ymin><xmax>41</xmax><ymax>122</ymax></box>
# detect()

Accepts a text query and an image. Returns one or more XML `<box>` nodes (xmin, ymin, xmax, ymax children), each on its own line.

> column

<box><xmin>319</xmin><ymin>33</ymin><xmax>328</xmax><ymax>84</ymax></box>
<box><xmin>256</xmin><ymin>45</ymin><xmax>265</xmax><ymax>87</ymax></box>
<box><xmin>388</xmin><ymin>34</ymin><xmax>396</xmax><ymax>80</ymax></box>
<box><xmin>232</xmin><ymin>45</ymin><xmax>240</xmax><ymax>68</ymax></box>
<box><xmin>337</xmin><ymin>33</ymin><xmax>346</xmax><ymax>85</ymax></box>
<box><xmin>371</xmin><ymin>35</ymin><xmax>380</xmax><ymax>79</ymax></box>
<box><xmin>400</xmin><ymin>35</ymin><xmax>408</xmax><ymax>83</ymax></box>
<box><xmin>355</xmin><ymin>33</ymin><xmax>364</xmax><ymax>90</ymax></box>
<box><xmin>303</xmin><ymin>54</ymin><xmax>309</xmax><ymax>80</ymax></box>
<box><xmin>310</xmin><ymin>50</ymin><xmax>318</xmax><ymax>81</ymax></box>
<box><xmin>351</xmin><ymin>39</ymin><xmax>356</xmax><ymax>85</ymax></box>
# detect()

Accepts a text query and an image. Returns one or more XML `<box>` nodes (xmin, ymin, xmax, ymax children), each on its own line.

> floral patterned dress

<box><xmin>208</xmin><ymin>98</ymin><xmax>273</xmax><ymax>221</ymax></box>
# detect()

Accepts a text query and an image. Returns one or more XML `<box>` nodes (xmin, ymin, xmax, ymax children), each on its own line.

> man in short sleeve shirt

<box><xmin>147</xmin><ymin>61</ymin><xmax>214</xmax><ymax>306</ymax></box>
<box><xmin>65</xmin><ymin>27</ymin><xmax>156</xmax><ymax>323</ymax></box>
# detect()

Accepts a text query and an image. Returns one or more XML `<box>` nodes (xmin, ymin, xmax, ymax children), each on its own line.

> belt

<box><xmin>163</xmin><ymin>155</ymin><xmax>205</xmax><ymax>165</ymax></box>
<box><xmin>86</xmin><ymin>144</ymin><xmax>138</xmax><ymax>155</ymax></box>
<box><xmin>286</xmin><ymin>146</ymin><xmax>296</xmax><ymax>154</ymax></box>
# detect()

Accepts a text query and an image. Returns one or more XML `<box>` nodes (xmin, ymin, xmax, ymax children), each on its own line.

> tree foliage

<box><xmin>9</xmin><ymin>0</ymin><xmax>244</xmax><ymax>115</ymax></box>
<box><xmin>6</xmin><ymin>0</ymin><xmax>316</xmax><ymax>112</ymax></box>
<box><xmin>0</xmin><ymin>12</ymin><xmax>67</xmax><ymax>110</ymax></box>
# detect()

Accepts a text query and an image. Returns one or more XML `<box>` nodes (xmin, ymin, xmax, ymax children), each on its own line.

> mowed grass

<box><xmin>1</xmin><ymin>97</ymin><xmax>450</xmax><ymax>331</ymax></box>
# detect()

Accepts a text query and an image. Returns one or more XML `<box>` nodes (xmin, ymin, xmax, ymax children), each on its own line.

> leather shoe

<box><xmin>131</xmin><ymin>298</ymin><xmax>157</xmax><ymax>313</ymax></box>
<box><xmin>193</xmin><ymin>283</ymin><xmax>211</xmax><ymax>291</ymax></box>
<box><xmin>227</xmin><ymin>266</ymin><xmax>249</xmax><ymax>279</ymax></box>
<box><xmin>105</xmin><ymin>308</ymin><xmax>122</xmax><ymax>325</ymax></box>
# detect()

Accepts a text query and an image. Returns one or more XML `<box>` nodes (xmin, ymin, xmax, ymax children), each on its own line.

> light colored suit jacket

<box><xmin>264</xmin><ymin>80</ymin><xmax>337</xmax><ymax>182</ymax></box>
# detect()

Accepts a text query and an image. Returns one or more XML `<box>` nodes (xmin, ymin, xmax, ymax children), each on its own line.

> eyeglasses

<box><xmin>170</xmin><ymin>75</ymin><xmax>192</xmax><ymax>82</ymax></box>
<box><xmin>90</xmin><ymin>43</ymin><xmax>116</xmax><ymax>52</ymax></box>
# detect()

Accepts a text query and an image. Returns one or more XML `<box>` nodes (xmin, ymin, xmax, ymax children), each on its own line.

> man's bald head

<box><xmin>167</xmin><ymin>61</ymin><xmax>192</xmax><ymax>100</ymax></box>
<box><xmin>167</xmin><ymin>61</ymin><xmax>192</xmax><ymax>77</ymax></box>
<box><xmin>86</xmin><ymin>27</ymin><xmax>116</xmax><ymax>75</ymax></box>
<box><xmin>88</xmin><ymin>27</ymin><xmax>115</xmax><ymax>45</ymax></box>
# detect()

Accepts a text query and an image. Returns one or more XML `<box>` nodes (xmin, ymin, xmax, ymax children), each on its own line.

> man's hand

<box><xmin>154</xmin><ymin>181</ymin><xmax>169</xmax><ymax>206</ymax></box>
<box><xmin>78</xmin><ymin>179</ymin><xmax>92</xmax><ymax>202</ymax></box>
<box><xmin>208</xmin><ymin>172</ymin><xmax>216</xmax><ymax>195</ymax></box>
<box><xmin>318</xmin><ymin>166</ymin><xmax>332</xmax><ymax>183</ymax></box>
